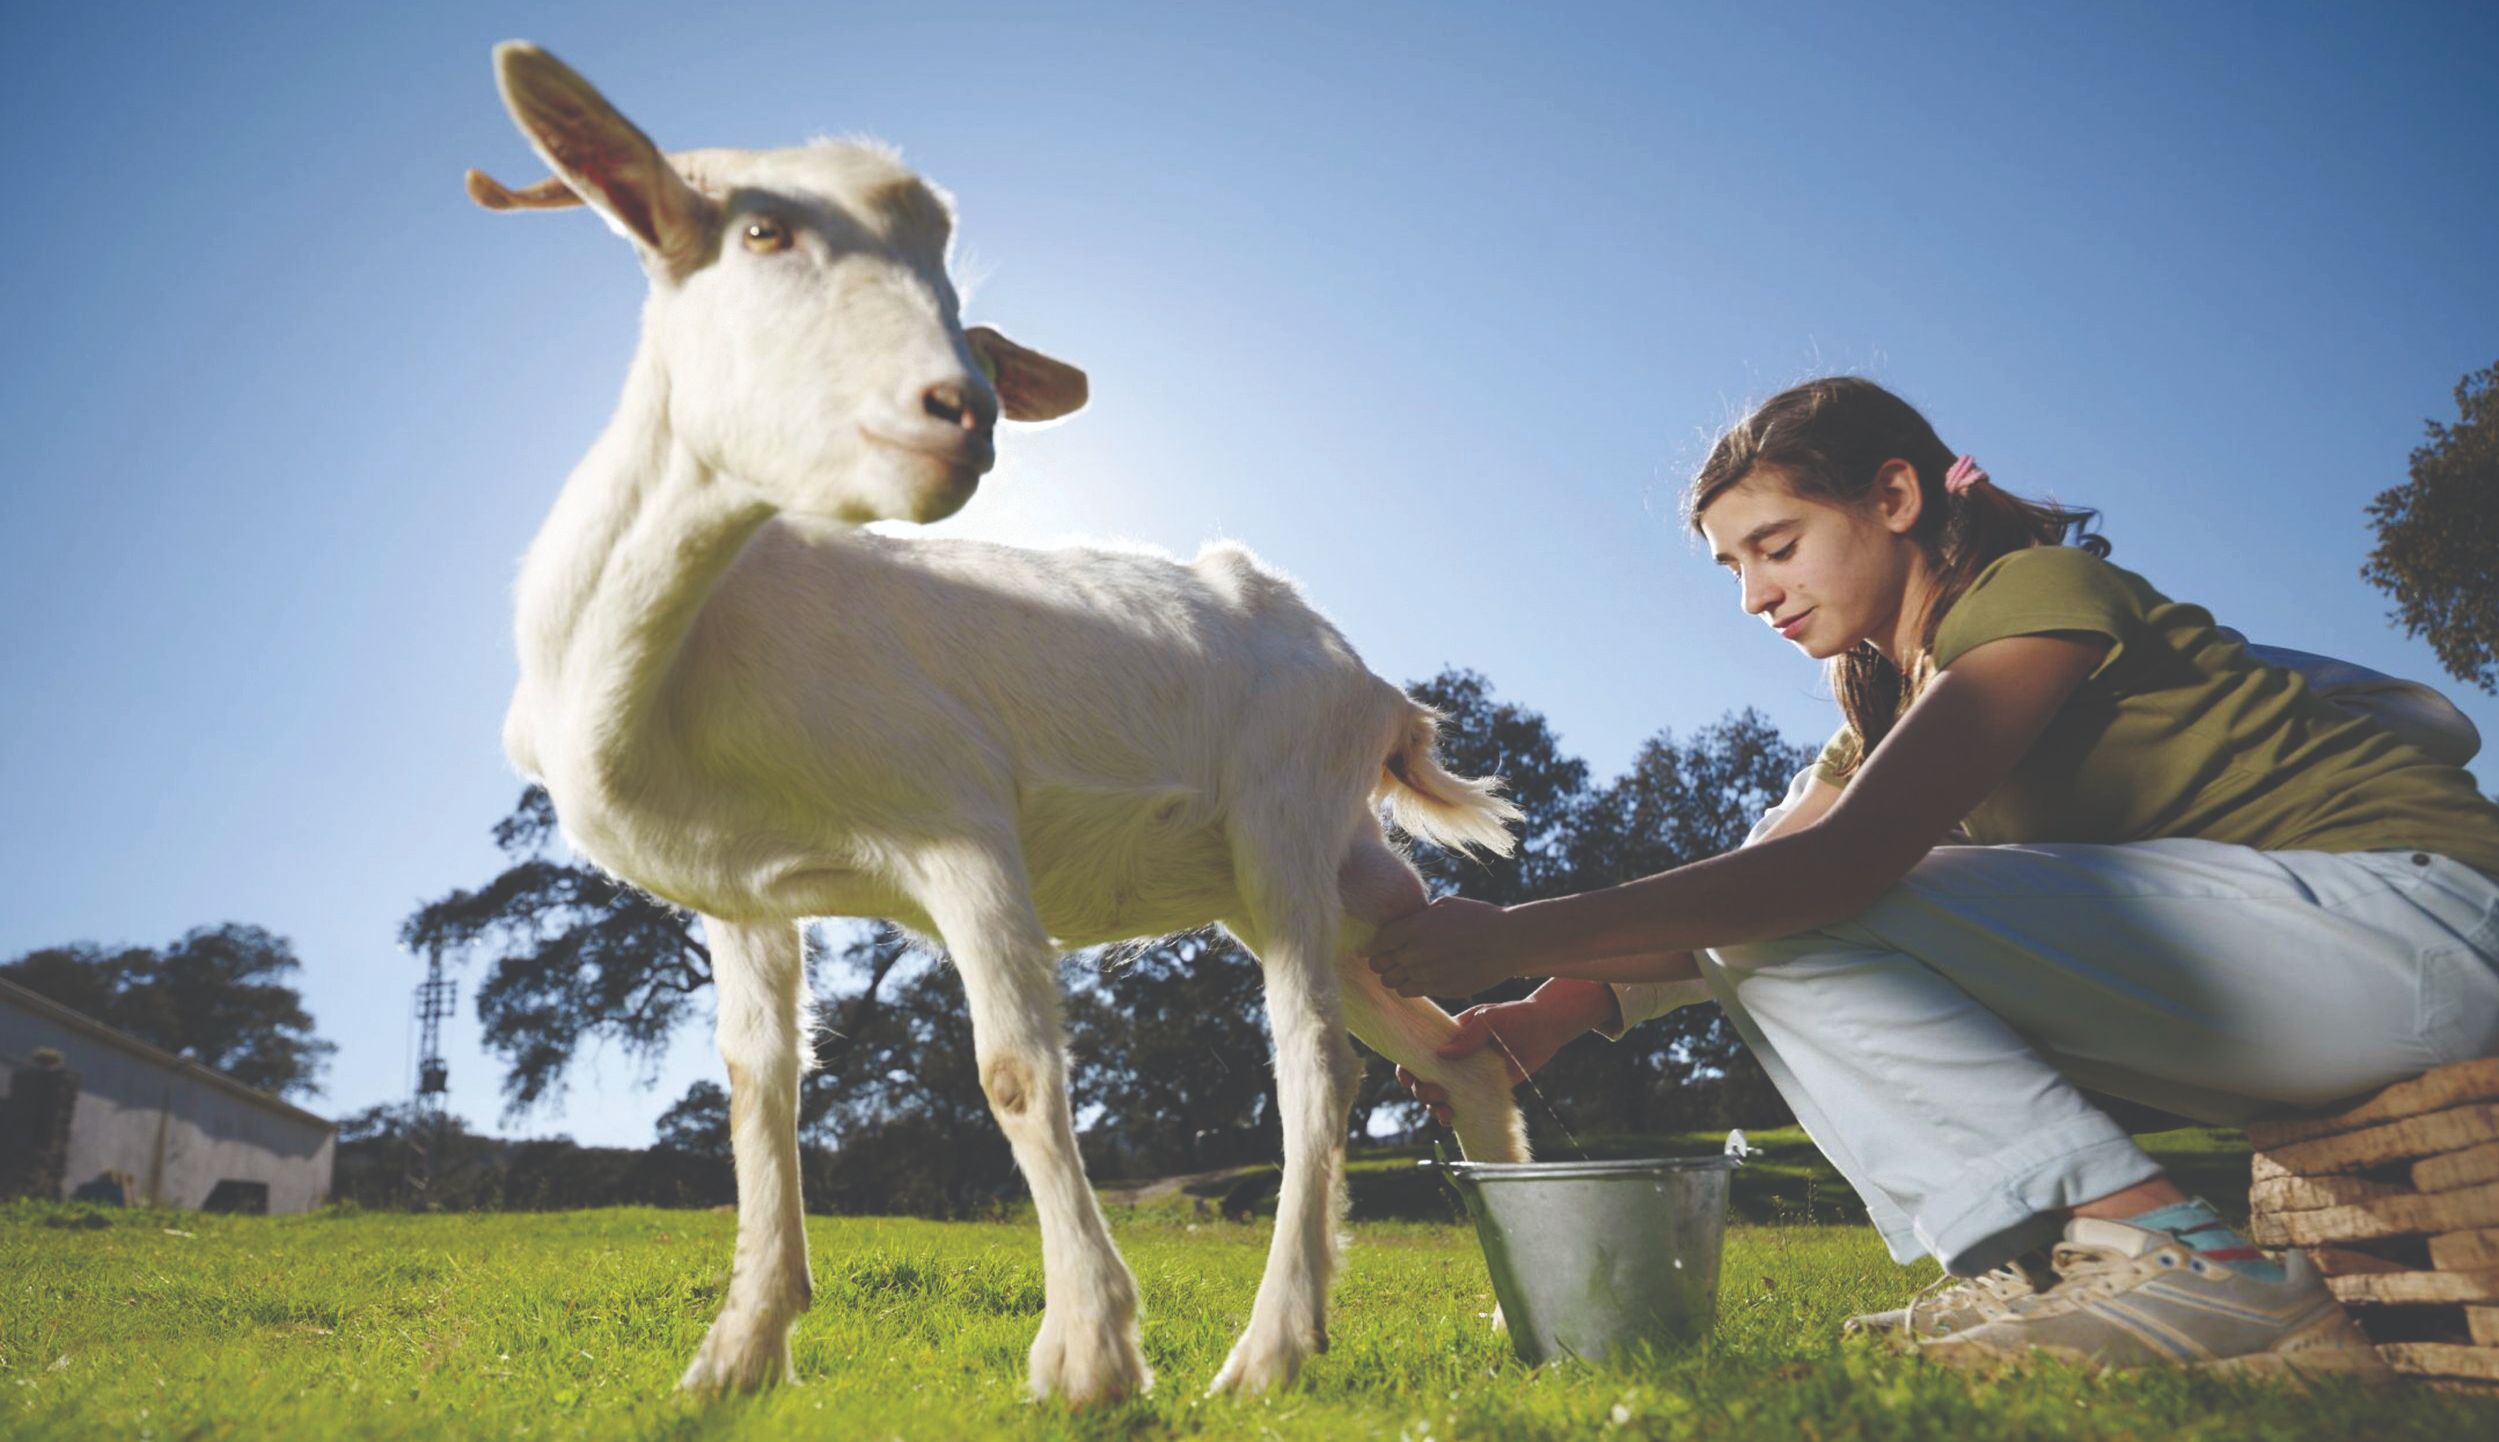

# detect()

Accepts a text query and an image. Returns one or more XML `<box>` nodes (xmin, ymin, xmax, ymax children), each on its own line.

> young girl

<box><xmin>1363</xmin><ymin>377</ymin><xmax>2499</xmax><ymax>1376</ymax></box>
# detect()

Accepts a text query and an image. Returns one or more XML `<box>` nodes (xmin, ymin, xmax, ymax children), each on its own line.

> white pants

<box><xmin>1701</xmin><ymin>839</ymin><xmax>2499</xmax><ymax>1274</ymax></box>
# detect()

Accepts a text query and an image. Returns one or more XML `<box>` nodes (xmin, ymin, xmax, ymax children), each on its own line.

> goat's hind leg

<box><xmin>1335</xmin><ymin>832</ymin><xmax>1529</xmax><ymax>1165</ymax></box>
<box><xmin>914</xmin><ymin>839</ymin><xmax>1150</xmax><ymax>1406</ymax></box>
<box><xmin>681</xmin><ymin>917</ymin><xmax>814</xmax><ymax>1393</ymax></box>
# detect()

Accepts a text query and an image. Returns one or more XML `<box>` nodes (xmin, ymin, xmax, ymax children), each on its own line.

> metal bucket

<box><xmin>1430</xmin><ymin>1148</ymin><xmax>1738</xmax><ymax>1366</ymax></box>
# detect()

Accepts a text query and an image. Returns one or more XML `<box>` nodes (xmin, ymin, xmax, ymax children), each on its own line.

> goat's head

<box><xmin>471</xmin><ymin>42</ymin><xmax>1087</xmax><ymax>525</ymax></box>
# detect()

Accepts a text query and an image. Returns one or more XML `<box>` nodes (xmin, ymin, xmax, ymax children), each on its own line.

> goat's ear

<box><xmin>489</xmin><ymin>41</ymin><xmax>714</xmax><ymax>272</ymax></box>
<box><xmin>967</xmin><ymin>326</ymin><xmax>1089</xmax><ymax>422</ymax></box>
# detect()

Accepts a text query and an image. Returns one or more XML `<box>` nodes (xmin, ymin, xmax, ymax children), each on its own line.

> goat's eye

<box><xmin>741</xmin><ymin>218</ymin><xmax>792</xmax><ymax>254</ymax></box>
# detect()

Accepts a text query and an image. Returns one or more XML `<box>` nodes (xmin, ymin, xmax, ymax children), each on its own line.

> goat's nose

<box><xmin>921</xmin><ymin>380</ymin><xmax>994</xmax><ymax>433</ymax></box>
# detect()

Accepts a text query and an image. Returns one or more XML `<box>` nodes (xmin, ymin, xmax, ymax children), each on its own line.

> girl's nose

<box><xmin>1741</xmin><ymin>569</ymin><xmax>1780</xmax><ymax>617</ymax></box>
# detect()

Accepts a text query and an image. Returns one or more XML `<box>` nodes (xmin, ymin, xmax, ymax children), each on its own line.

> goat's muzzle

<box><xmin>860</xmin><ymin>424</ymin><xmax>997</xmax><ymax>476</ymax></box>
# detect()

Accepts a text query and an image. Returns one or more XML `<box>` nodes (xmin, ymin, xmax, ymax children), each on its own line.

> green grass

<box><xmin>4</xmin><ymin>1133</ymin><xmax>2489</xmax><ymax>1440</ymax></box>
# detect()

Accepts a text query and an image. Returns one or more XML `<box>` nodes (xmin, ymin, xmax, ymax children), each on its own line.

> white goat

<box><xmin>473</xmin><ymin>42</ymin><xmax>1529</xmax><ymax>1404</ymax></box>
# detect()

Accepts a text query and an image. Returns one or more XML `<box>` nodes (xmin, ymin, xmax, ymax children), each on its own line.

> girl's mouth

<box><xmin>1777</xmin><ymin>610</ymin><xmax>1814</xmax><ymax>640</ymax></box>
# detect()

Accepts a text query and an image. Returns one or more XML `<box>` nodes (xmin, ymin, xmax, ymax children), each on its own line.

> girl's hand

<box><xmin>1360</xmin><ymin>895</ymin><xmax>1523</xmax><ymax>998</ymax></box>
<box><xmin>1396</xmin><ymin>1002</ymin><xmax>1544</xmax><ymax>1126</ymax></box>
<box><xmin>1395</xmin><ymin>982</ymin><xmax>1614</xmax><ymax>1124</ymax></box>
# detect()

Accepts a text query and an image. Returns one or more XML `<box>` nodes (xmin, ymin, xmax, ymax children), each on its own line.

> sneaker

<box><xmin>1916</xmin><ymin>1216</ymin><xmax>2394</xmax><ymax>1379</ymax></box>
<box><xmin>1841</xmin><ymin>1250</ymin><xmax>2059</xmax><ymax>1340</ymax></box>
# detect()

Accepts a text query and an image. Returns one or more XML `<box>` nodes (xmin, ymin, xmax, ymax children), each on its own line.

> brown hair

<box><xmin>1685</xmin><ymin>377</ymin><xmax>2107</xmax><ymax>771</ymax></box>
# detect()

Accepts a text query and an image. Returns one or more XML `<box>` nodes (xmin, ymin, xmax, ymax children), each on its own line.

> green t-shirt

<box><xmin>1811</xmin><ymin>545</ymin><xmax>2499</xmax><ymax>877</ymax></box>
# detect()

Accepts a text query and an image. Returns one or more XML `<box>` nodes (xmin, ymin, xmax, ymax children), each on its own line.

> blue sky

<box><xmin>3</xmin><ymin>1</ymin><xmax>2493</xmax><ymax>1147</ymax></box>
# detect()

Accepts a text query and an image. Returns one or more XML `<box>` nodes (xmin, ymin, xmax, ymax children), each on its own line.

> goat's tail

<box><xmin>1376</xmin><ymin>703</ymin><xmax>1523</xmax><ymax>859</ymax></box>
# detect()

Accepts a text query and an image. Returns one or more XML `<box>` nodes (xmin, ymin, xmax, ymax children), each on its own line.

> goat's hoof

<box><xmin>679</xmin><ymin>1311</ymin><xmax>793</xmax><ymax>1395</ymax></box>
<box><xmin>1205</xmin><ymin>1317</ymin><xmax>1319</xmax><ymax>1398</ymax></box>
<box><xmin>1028</xmin><ymin>1305</ymin><xmax>1151</xmax><ymax>1407</ymax></box>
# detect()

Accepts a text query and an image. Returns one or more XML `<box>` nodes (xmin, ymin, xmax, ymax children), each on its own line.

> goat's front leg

<box><xmin>914</xmin><ymin>839</ymin><xmax>1150</xmax><ymax>1406</ymax></box>
<box><xmin>681</xmin><ymin>918</ymin><xmax>813</xmax><ymax>1394</ymax></box>
<box><xmin>1210</xmin><ymin>899</ymin><xmax>1363</xmax><ymax>1398</ymax></box>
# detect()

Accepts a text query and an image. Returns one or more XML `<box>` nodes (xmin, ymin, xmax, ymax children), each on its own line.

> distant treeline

<box><xmin>330</xmin><ymin>1029</ymin><xmax>1790</xmax><ymax>1219</ymax></box>
<box><xmin>330</xmin><ymin>1099</ymin><xmax>1030</xmax><ymax>1217</ymax></box>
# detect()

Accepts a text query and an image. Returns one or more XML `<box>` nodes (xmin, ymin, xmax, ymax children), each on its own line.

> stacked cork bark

<box><xmin>2247</xmin><ymin>1057</ymin><xmax>2499</xmax><ymax>1395</ymax></box>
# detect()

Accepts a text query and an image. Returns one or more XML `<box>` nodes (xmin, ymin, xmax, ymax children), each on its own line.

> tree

<box><xmin>1566</xmin><ymin>708</ymin><xmax>1808</xmax><ymax>885</ymax></box>
<box><xmin>2363</xmin><ymin>361</ymin><xmax>2499</xmax><ymax>693</ymax></box>
<box><xmin>0</xmin><ymin>924</ymin><xmax>336</xmax><ymax>1099</ymax></box>
<box><xmin>1561</xmin><ymin>709</ymin><xmax>1812</xmax><ymax>1133</ymax></box>
<box><xmin>1065</xmin><ymin>931</ymin><xmax>1280</xmax><ymax>1176</ymax></box>
<box><xmin>405</xmin><ymin>791</ymin><xmax>1015</xmax><ymax>1208</ymax></box>
<box><xmin>653</xmin><ymin>1080</ymin><xmax>731</xmax><ymax>1165</ymax></box>
<box><xmin>401</xmin><ymin>786</ymin><xmax>724</xmax><ymax>1116</ymax></box>
<box><xmin>797</xmin><ymin>925</ymin><xmax>1016</xmax><ymax>1216</ymax></box>
<box><xmin>0</xmin><ymin>942</ymin><xmax>151</xmax><ymax>1023</ymax></box>
<box><xmin>330</xmin><ymin>1102</ymin><xmax>506</xmax><ymax>1209</ymax></box>
<box><xmin>1401</xmin><ymin>668</ymin><xmax>1591</xmax><ymax>906</ymax></box>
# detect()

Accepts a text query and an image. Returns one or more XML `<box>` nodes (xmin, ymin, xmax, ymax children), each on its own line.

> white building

<box><xmin>0</xmin><ymin>976</ymin><xmax>335</xmax><ymax>1213</ymax></box>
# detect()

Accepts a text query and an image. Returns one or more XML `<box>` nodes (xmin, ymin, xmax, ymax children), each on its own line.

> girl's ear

<box><xmin>1872</xmin><ymin>458</ymin><xmax>1926</xmax><ymax>535</ymax></box>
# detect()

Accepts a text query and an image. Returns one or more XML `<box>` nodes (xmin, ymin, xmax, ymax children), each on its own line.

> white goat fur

<box><xmin>477</xmin><ymin>43</ymin><xmax>1529</xmax><ymax>1404</ymax></box>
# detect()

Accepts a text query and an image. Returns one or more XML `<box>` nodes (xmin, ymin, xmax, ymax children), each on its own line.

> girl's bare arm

<box><xmin>1365</xmin><ymin>632</ymin><xmax>2107</xmax><ymax>995</ymax></box>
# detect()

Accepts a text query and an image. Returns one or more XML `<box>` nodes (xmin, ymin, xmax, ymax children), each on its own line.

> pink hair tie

<box><xmin>1944</xmin><ymin>454</ymin><xmax>1988</xmax><ymax>495</ymax></box>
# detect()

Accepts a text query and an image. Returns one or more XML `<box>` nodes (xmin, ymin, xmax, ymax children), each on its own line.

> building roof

<box><xmin>0</xmin><ymin>974</ymin><xmax>334</xmax><ymax>1132</ymax></box>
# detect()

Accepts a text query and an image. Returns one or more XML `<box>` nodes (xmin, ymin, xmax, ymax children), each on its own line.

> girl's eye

<box><xmin>1767</xmin><ymin>543</ymin><xmax>1797</xmax><ymax>562</ymax></box>
<box><xmin>742</xmin><ymin>218</ymin><xmax>792</xmax><ymax>254</ymax></box>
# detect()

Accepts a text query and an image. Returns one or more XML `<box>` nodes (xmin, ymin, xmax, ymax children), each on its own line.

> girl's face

<box><xmin>1698</xmin><ymin>464</ymin><xmax>1931</xmax><ymax>662</ymax></box>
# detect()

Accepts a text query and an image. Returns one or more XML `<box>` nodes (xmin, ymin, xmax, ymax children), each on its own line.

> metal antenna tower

<box><xmin>408</xmin><ymin>949</ymin><xmax>456</xmax><ymax>1207</ymax></box>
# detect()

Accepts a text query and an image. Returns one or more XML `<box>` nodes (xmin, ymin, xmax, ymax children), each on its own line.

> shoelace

<box><xmin>2047</xmin><ymin>1241</ymin><xmax>2139</xmax><ymax>1299</ymax></box>
<box><xmin>1904</xmin><ymin>1257</ymin><xmax>2049</xmax><ymax>1332</ymax></box>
